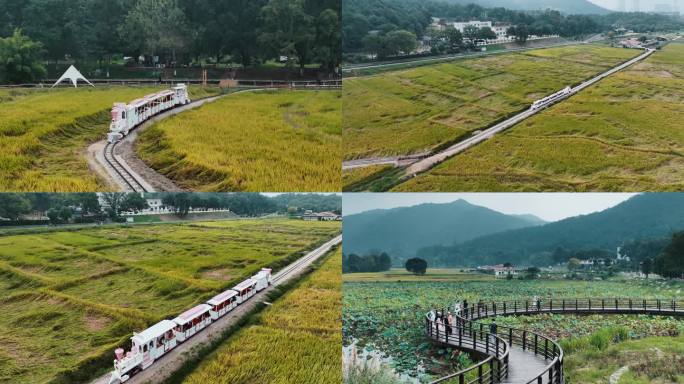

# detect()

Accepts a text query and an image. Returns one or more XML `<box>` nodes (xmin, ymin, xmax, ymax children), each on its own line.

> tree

<box><xmin>0</xmin><ymin>193</ymin><xmax>31</xmax><ymax>220</ymax></box>
<box><xmin>405</xmin><ymin>257</ymin><xmax>427</xmax><ymax>275</ymax></box>
<box><xmin>443</xmin><ymin>26</ymin><xmax>463</xmax><ymax>52</ymax></box>
<box><xmin>121</xmin><ymin>193</ymin><xmax>149</xmax><ymax>213</ymax></box>
<box><xmin>462</xmin><ymin>25</ymin><xmax>479</xmax><ymax>43</ymax></box>
<box><xmin>654</xmin><ymin>231</ymin><xmax>684</xmax><ymax>278</ymax></box>
<box><xmin>313</xmin><ymin>8</ymin><xmax>341</xmax><ymax>74</ymax></box>
<box><xmin>59</xmin><ymin>206</ymin><xmax>73</xmax><ymax>222</ymax></box>
<box><xmin>163</xmin><ymin>193</ymin><xmax>191</xmax><ymax>217</ymax></box>
<box><xmin>259</xmin><ymin>0</ymin><xmax>315</xmax><ymax>76</ymax></box>
<box><xmin>386</xmin><ymin>30</ymin><xmax>417</xmax><ymax>55</ymax></box>
<box><xmin>0</xmin><ymin>29</ymin><xmax>46</xmax><ymax>84</ymax></box>
<box><xmin>641</xmin><ymin>258</ymin><xmax>652</xmax><ymax>278</ymax></box>
<box><xmin>567</xmin><ymin>257</ymin><xmax>581</xmax><ymax>271</ymax></box>
<box><xmin>46</xmin><ymin>207</ymin><xmax>61</xmax><ymax>224</ymax></box>
<box><xmin>478</xmin><ymin>27</ymin><xmax>497</xmax><ymax>40</ymax></box>
<box><xmin>119</xmin><ymin>0</ymin><xmax>190</xmax><ymax>65</ymax></box>
<box><xmin>525</xmin><ymin>266</ymin><xmax>540</xmax><ymax>279</ymax></box>
<box><xmin>510</xmin><ymin>24</ymin><xmax>530</xmax><ymax>43</ymax></box>
<box><xmin>100</xmin><ymin>192</ymin><xmax>126</xmax><ymax>218</ymax></box>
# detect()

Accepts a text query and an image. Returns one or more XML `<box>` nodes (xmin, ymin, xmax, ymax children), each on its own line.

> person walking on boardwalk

<box><xmin>463</xmin><ymin>299</ymin><xmax>469</xmax><ymax>317</ymax></box>
<box><xmin>489</xmin><ymin>319</ymin><xmax>498</xmax><ymax>346</ymax></box>
<box><xmin>447</xmin><ymin>311</ymin><xmax>455</xmax><ymax>335</ymax></box>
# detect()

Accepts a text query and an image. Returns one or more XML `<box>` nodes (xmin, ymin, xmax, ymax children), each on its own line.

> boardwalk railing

<box><xmin>427</xmin><ymin>298</ymin><xmax>684</xmax><ymax>384</ymax></box>
<box><xmin>426</xmin><ymin>314</ymin><xmax>509</xmax><ymax>384</ymax></box>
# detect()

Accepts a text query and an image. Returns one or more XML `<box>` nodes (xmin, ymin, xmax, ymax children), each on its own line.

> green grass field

<box><xmin>0</xmin><ymin>86</ymin><xmax>221</xmax><ymax>192</ymax></box>
<box><xmin>0</xmin><ymin>218</ymin><xmax>340</xmax><ymax>384</ymax></box>
<box><xmin>181</xmin><ymin>247</ymin><xmax>341</xmax><ymax>384</ymax></box>
<box><xmin>342</xmin><ymin>44</ymin><xmax>639</xmax><ymax>163</ymax></box>
<box><xmin>343</xmin><ymin>271</ymin><xmax>684</xmax><ymax>381</ymax></box>
<box><xmin>136</xmin><ymin>90</ymin><xmax>341</xmax><ymax>192</ymax></box>
<box><xmin>396</xmin><ymin>43</ymin><xmax>684</xmax><ymax>191</ymax></box>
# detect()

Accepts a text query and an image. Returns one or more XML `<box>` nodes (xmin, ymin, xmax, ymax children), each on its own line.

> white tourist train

<box><xmin>107</xmin><ymin>84</ymin><xmax>191</xmax><ymax>144</ymax></box>
<box><xmin>530</xmin><ymin>86</ymin><xmax>571</xmax><ymax>110</ymax></box>
<box><xmin>108</xmin><ymin>268</ymin><xmax>272</xmax><ymax>384</ymax></box>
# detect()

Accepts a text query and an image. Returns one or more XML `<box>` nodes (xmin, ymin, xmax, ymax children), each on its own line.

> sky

<box><xmin>343</xmin><ymin>193</ymin><xmax>638</xmax><ymax>222</ymax></box>
<box><xmin>588</xmin><ymin>0</ymin><xmax>681</xmax><ymax>12</ymax></box>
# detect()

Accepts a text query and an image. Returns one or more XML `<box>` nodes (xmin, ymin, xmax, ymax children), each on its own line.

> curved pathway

<box><xmin>426</xmin><ymin>298</ymin><xmax>684</xmax><ymax>384</ymax></box>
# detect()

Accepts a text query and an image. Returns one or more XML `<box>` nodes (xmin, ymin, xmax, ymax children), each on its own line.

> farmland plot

<box><xmin>182</xmin><ymin>248</ymin><xmax>342</xmax><ymax>384</ymax></box>
<box><xmin>397</xmin><ymin>43</ymin><xmax>684</xmax><ymax>191</ymax></box>
<box><xmin>342</xmin><ymin>275</ymin><xmax>684</xmax><ymax>381</ymax></box>
<box><xmin>342</xmin><ymin>44</ymin><xmax>639</xmax><ymax>163</ymax></box>
<box><xmin>0</xmin><ymin>86</ymin><xmax>220</xmax><ymax>192</ymax></box>
<box><xmin>136</xmin><ymin>90</ymin><xmax>342</xmax><ymax>192</ymax></box>
<box><xmin>0</xmin><ymin>218</ymin><xmax>340</xmax><ymax>384</ymax></box>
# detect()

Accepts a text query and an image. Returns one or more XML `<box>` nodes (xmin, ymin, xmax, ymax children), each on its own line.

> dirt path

<box><xmin>90</xmin><ymin>235</ymin><xmax>341</xmax><ymax>384</ymax></box>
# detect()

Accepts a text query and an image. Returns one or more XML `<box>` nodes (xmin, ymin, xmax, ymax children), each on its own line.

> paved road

<box><xmin>91</xmin><ymin>234</ymin><xmax>341</xmax><ymax>384</ymax></box>
<box><xmin>403</xmin><ymin>48</ymin><xmax>655</xmax><ymax>177</ymax></box>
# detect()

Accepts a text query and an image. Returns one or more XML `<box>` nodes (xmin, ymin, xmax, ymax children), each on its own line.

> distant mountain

<box><xmin>343</xmin><ymin>199</ymin><xmax>544</xmax><ymax>263</ymax></box>
<box><xmin>418</xmin><ymin>193</ymin><xmax>684</xmax><ymax>267</ymax></box>
<box><xmin>510</xmin><ymin>214</ymin><xmax>547</xmax><ymax>226</ymax></box>
<box><xmin>440</xmin><ymin>0</ymin><xmax>610</xmax><ymax>14</ymax></box>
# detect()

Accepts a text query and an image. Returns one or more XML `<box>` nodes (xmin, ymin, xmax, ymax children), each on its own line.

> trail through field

<box><xmin>89</xmin><ymin>234</ymin><xmax>341</xmax><ymax>384</ymax></box>
<box><xmin>609</xmin><ymin>366</ymin><xmax>629</xmax><ymax>384</ymax></box>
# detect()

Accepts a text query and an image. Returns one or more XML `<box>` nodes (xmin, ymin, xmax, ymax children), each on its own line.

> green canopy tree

<box><xmin>0</xmin><ymin>29</ymin><xmax>46</xmax><ymax>84</ymax></box>
<box><xmin>0</xmin><ymin>193</ymin><xmax>31</xmax><ymax>220</ymax></box>
<box><xmin>405</xmin><ymin>257</ymin><xmax>427</xmax><ymax>275</ymax></box>
<box><xmin>119</xmin><ymin>0</ymin><xmax>190</xmax><ymax>65</ymax></box>
<box><xmin>259</xmin><ymin>0</ymin><xmax>315</xmax><ymax>76</ymax></box>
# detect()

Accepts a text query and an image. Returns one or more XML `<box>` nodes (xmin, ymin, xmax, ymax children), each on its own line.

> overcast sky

<box><xmin>588</xmin><ymin>0</ymin><xmax>681</xmax><ymax>12</ymax></box>
<box><xmin>343</xmin><ymin>193</ymin><xmax>638</xmax><ymax>221</ymax></box>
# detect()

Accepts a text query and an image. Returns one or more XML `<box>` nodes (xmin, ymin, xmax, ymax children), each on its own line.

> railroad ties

<box><xmin>103</xmin><ymin>142</ymin><xmax>149</xmax><ymax>192</ymax></box>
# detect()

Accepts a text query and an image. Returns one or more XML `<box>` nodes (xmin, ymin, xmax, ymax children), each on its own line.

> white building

<box><xmin>453</xmin><ymin>20</ymin><xmax>493</xmax><ymax>32</ymax></box>
<box><xmin>302</xmin><ymin>211</ymin><xmax>341</xmax><ymax>221</ymax></box>
<box><xmin>477</xmin><ymin>264</ymin><xmax>518</xmax><ymax>277</ymax></box>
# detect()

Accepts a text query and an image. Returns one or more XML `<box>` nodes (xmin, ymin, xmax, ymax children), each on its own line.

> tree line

<box><xmin>343</xmin><ymin>0</ymin><xmax>683</xmax><ymax>59</ymax></box>
<box><xmin>0</xmin><ymin>0</ymin><xmax>341</xmax><ymax>83</ymax></box>
<box><xmin>0</xmin><ymin>192</ymin><xmax>340</xmax><ymax>224</ymax></box>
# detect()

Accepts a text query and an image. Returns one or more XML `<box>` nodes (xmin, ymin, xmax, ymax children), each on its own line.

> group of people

<box><xmin>428</xmin><ymin>300</ymin><xmax>499</xmax><ymax>341</ymax></box>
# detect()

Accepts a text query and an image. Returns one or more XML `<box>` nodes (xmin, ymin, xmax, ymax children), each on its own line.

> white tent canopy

<box><xmin>51</xmin><ymin>65</ymin><xmax>94</xmax><ymax>88</ymax></box>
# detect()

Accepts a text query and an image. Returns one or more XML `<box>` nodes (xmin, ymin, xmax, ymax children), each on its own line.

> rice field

<box><xmin>396</xmin><ymin>43</ymin><xmax>684</xmax><ymax>191</ymax></box>
<box><xmin>136</xmin><ymin>90</ymin><xmax>342</xmax><ymax>192</ymax></box>
<box><xmin>182</xmin><ymin>248</ymin><xmax>341</xmax><ymax>384</ymax></box>
<box><xmin>0</xmin><ymin>86</ymin><xmax>220</xmax><ymax>192</ymax></box>
<box><xmin>342</xmin><ymin>44</ymin><xmax>639</xmax><ymax>162</ymax></box>
<box><xmin>0</xmin><ymin>218</ymin><xmax>340</xmax><ymax>383</ymax></box>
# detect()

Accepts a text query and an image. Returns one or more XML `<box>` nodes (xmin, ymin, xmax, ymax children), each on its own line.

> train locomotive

<box><xmin>107</xmin><ymin>268</ymin><xmax>272</xmax><ymax>384</ymax></box>
<box><xmin>530</xmin><ymin>86</ymin><xmax>571</xmax><ymax>110</ymax></box>
<box><xmin>107</xmin><ymin>84</ymin><xmax>190</xmax><ymax>144</ymax></box>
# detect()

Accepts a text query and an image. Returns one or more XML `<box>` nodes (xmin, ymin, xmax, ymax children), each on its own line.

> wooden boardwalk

<box><xmin>427</xmin><ymin>298</ymin><xmax>684</xmax><ymax>384</ymax></box>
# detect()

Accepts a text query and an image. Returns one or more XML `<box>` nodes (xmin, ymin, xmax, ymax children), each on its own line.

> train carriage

<box><xmin>172</xmin><ymin>303</ymin><xmax>212</xmax><ymax>342</ymax></box>
<box><xmin>233</xmin><ymin>278</ymin><xmax>258</xmax><ymax>304</ymax></box>
<box><xmin>107</xmin><ymin>84</ymin><xmax>190</xmax><ymax>144</ymax></box>
<box><xmin>252</xmin><ymin>268</ymin><xmax>272</xmax><ymax>292</ymax></box>
<box><xmin>108</xmin><ymin>320</ymin><xmax>177</xmax><ymax>384</ymax></box>
<box><xmin>207</xmin><ymin>289</ymin><xmax>239</xmax><ymax>320</ymax></box>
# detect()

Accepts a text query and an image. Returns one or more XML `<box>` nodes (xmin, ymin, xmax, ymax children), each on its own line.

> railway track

<box><xmin>271</xmin><ymin>234</ymin><xmax>342</xmax><ymax>285</ymax></box>
<box><xmin>103</xmin><ymin>142</ymin><xmax>149</xmax><ymax>192</ymax></box>
<box><xmin>90</xmin><ymin>233</ymin><xmax>341</xmax><ymax>384</ymax></box>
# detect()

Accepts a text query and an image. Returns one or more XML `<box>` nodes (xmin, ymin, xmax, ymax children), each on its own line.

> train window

<box><xmin>122</xmin><ymin>111</ymin><xmax>126</xmax><ymax>119</ymax></box>
<box><xmin>143</xmin><ymin>344</ymin><xmax>148</xmax><ymax>352</ymax></box>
